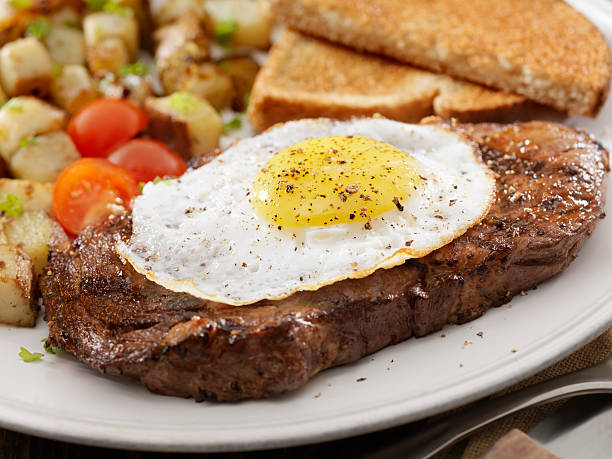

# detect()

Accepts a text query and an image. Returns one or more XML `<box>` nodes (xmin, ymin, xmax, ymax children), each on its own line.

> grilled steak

<box><xmin>41</xmin><ymin>121</ymin><xmax>609</xmax><ymax>401</ymax></box>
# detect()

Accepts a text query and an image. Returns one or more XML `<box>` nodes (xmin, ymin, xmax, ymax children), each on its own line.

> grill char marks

<box><xmin>41</xmin><ymin>121</ymin><xmax>609</xmax><ymax>401</ymax></box>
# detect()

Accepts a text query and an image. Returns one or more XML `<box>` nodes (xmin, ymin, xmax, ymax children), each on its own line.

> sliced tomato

<box><xmin>107</xmin><ymin>139</ymin><xmax>187</xmax><ymax>183</ymax></box>
<box><xmin>53</xmin><ymin>158</ymin><xmax>139</xmax><ymax>236</ymax></box>
<box><xmin>67</xmin><ymin>99</ymin><xmax>148</xmax><ymax>158</ymax></box>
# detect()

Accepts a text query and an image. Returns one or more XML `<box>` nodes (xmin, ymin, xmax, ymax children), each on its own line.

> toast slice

<box><xmin>270</xmin><ymin>0</ymin><xmax>612</xmax><ymax>117</ymax></box>
<box><xmin>249</xmin><ymin>31</ymin><xmax>530</xmax><ymax>131</ymax></box>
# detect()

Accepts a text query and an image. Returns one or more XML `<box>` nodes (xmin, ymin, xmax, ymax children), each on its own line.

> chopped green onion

<box><xmin>214</xmin><ymin>19</ymin><xmax>238</xmax><ymax>48</ymax></box>
<box><xmin>103</xmin><ymin>0</ymin><xmax>134</xmax><ymax>18</ymax></box>
<box><xmin>41</xmin><ymin>338</ymin><xmax>59</xmax><ymax>355</ymax></box>
<box><xmin>25</xmin><ymin>17</ymin><xmax>50</xmax><ymax>40</ymax></box>
<box><xmin>222</xmin><ymin>116</ymin><xmax>242</xmax><ymax>135</ymax></box>
<box><xmin>169</xmin><ymin>92</ymin><xmax>200</xmax><ymax>113</ymax></box>
<box><xmin>119</xmin><ymin>62</ymin><xmax>150</xmax><ymax>78</ymax></box>
<box><xmin>18</xmin><ymin>136</ymin><xmax>37</xmax><ymax>149</ymax></box>
<box><xmin>19</xmin><ymin>346</ymin><xmax>43</xmax><ymax>363</ymax></box>
<box><xmin>52</xmin><ymin>64</ymin><xmax>63</xmax><ymax>78</ymax></box>
<box><xmin>138</xmin><ymin>182</ymin><xmax>145</xmax><ymax>193</ymax></box>
<box><xmin>3</xmin><ymin>98</ymin><xmax>23</xmax><ymax>112</ymax></box>
<box><xmin>0</xmin><ymin>194</ymin><xmax>23</xmax><ymax>217</ymax></box>
<box><xmin>243</xmin><ymin>91</ymin><xmax>251</xmax><ymax>110</ymax></box>
<box><xmin>9</xmin><ymin>0</ymin><xmax>31</xmax><ymax>10</ymax></box>
<box><xmin>84</xmin><ymin>0</ymin><xmax>107</xmax><ymax>11</ymax></box>
<box><xmin>153</xmin><ymin>177</ymin><xmax>174</xmax><ymax>186</ymax></box>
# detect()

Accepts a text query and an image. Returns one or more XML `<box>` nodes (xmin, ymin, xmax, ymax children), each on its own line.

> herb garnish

<box><xmin>9</xmin><ymin>0</ymin><xmax>31</xmax><ymax>10</ymax></box>
<box><xmin>19</xmin><ymin>347</ymin><xmax>43</xmax><ymax>363</ymax></box>
<box><xmin>222</xmin><ymin>116</ymin><xmax>242</xmax><ymax>134</ymax></box>
<box><xmin>0</xmin><ymin>194</ymin><xmax>23</xmax><ymax>217</ymax></box>
<box><xmin>169</xmin><ymin>92</ymin><xmax>199</xmax><ymax>112</ymax></box>
<box><xmin>119</xmin><ymin>62</ymin><xmax>150</xmax><ymax>78</ymax></box>
<box><xmin>3</xmin><ymin>98</ymin><xmax>23</xmax><ymax>112</ymax></box>
<box><xmin>25</xmin><ymin>17</ymin><xmax>50</xmax><ymax>40</ymax></box>
<box><xmin>215</xmin><ymin>19</ymin><xmax>238</xmax><ymax>48</ymax></box>
<box><xmin>153</xmin><ymin>177</ymin><xmax>174</xmax><ymax>186</ymax></box>
<box><xmin>18</xmin><ymin>136</ymin><xmax>37</xmax><ymax>149</ymax></box>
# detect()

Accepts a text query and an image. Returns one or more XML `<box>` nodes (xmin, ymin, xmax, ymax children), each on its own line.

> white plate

<box><xmin>1</xmin><ymin>0</ymin><xmax>611</xmax><ymax>452</ymax></box>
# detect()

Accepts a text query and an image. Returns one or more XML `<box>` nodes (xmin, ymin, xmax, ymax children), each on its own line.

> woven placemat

<box><xmin>436</xmin><ymin>327</ymin><xmax>612</xmax><ymax>458</ymax></box>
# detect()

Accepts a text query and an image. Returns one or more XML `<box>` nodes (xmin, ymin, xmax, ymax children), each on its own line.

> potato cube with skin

<box><xmin>0</xmin><ymin>97</ymin><xmax>67</xmax><ymax>163</ymax></box>
<box><xmin>0</xmin><ymin>244</ymin><xmax>36</xmax><ymax>327</ymax></box>
<box><xmin>4</xmin><ymin>211</ymin><xmax>55</xmax><ymax>277</ymax></box>
<box><xmin>87</xmin><ymin>37</ymin><xmax>130</xmax><ymax>75</ymax></box>
<box><xmin>51</xmin><ymin>64</ymin><xmax>98</xmax><ymax>114</ymax></box>
<box><xmin>177</xmin><ymin>63</ymin><xmax>234</xmax><ymax>110</ymax></box>
<box><xmin>45</xmin><ymin>25</ymin><xmax>86</xmax><ymax>66</ymax></box>
<box><xmin>83</xmin><ymin>12</ymin><xmax>139</xmax><ymax>61</ymax></box>
<box><xmin>145</xmin><ymin>93</ymin><xmax>222</xmax><ymax>159</ymax></box>
<box><xmin>218</xmin><ymin>56</ymin><xmax>260</xmax><ymax>111</ymax></box>
<box><xmin>0</xmin><ymin>37</ymin><xmax>54</xmax><ymax>97</ymax></box>
<box><xmin>10</xmin><ymin>131</ymin><xmax>81</xmax><ymax>183</ymax></box>
<box><xmin>0</xmin><ymin>179</ymin><xmax>54</xmax><ymax>214</ymax></box>
<box><xmin>206</xmin><ymin>0</ymin><xmax>271</xmax><ymax>49</ymax></box>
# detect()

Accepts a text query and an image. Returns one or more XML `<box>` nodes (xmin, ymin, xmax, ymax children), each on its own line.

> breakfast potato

<box><xmin>45</xmin><ymin>25</ymin><xmax>86</xmax><ymax>66</ymax></box>
<box><xmin>149</xmin><ymin>0</ymin><xmax>208</xmax><ymax>27</ymax></box>
<box><xmin>0</xmin><ymin>244</ymin><xmax>36</xmax><ymax>327</ymax></box>
<box><xmin>0</xmin><ymin>179</ymin><xmax>54</xmax><ymax>214</ymax></box>
<box><xmin>145</xmin><ymin>93</ymin><xmax>222</xmax><ymax>159</ymax></box>
<box><xmin>87</xmin><ymin>37</ymin><xmax>130</xmax><ymax>75</ymax></box>
<box><xmin>3</xmin><ymin>211</ymin><xmax>55</xmax><ymax>277</ymax></box>
<box><xmin>178</xmin><ymin>63</ymin><xmax>234</xmax><ymax>110</ymax></box>
<box><xmin>49</xmin><ymin>7</ymin><xmax>81</xmax><ymax>27</ymax></box>
<box><xmin>0</xmin><ymin>37</ymin><xmax>54</xmax><ymax>97</ymax></box>
<box><xmin>83</xmin><ymin>11</ymin><xmax>139</xmax><ymax>61</ymax></box>
<box><xmin>51</xmin><ymin>64</ymin><xmax>98</xmax><ymax>114</ymax></box>
<box><xmin>206</xmin><ymin>0</ymin><xmax>272</xmax><ymax>49</ymax></box>
<box><xmin>0</xmin><ymin>97</ymin><xmax>67</xmax><ymax>163</ymax></box>
<box><xmin>218</xmin><ymin>55</ymin><xmax>260</xmax><ymax>111</ymax></box>
<box><xmin>10</xmin><ymin>131</ymin><xmax>81</xmax><ymax>183</ymax></box>
<box><xmin>96</xmin><ymin>71</ymin><xmax>155</xmax><ymax>108</ymax></box>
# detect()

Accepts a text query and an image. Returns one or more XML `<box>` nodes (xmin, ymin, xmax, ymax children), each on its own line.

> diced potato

<box><xmin>218</xmin><ymin>55</ymin><xmax>259</xmax><ymax>111</ymax></box>
<box><xmin>206</xmin><ymin>0</ymin><xmax>271</xmax><ymax>49</ymax></box>
<box><xmin>0</xmin><ymin>3</ymin><xmax>35</xmax><ymax>47</ymax></box>
<box><xmin>178</xmin><ymin>63</ymin><xmax>234</xmax><ymax>110</ymax></box>
<box><xmin>149</xmin><ymin>0</ymin><xmax>207</xmax><ymax>27</ymax></box>
<box><xmin>4</xmin><ymin>211</ymin><xmax>54</xmax><ymax>276</ymax></box>
<box><xmin>0</xmin><ymin>179</ymin><xmax>54</xmax><ymax>214</ymax></box>
<box><xmin>0</xmin><ymin>97</ymin><xmax>67</xmax><ymax>163</ymax></box>
<box><xmin>83</xmin><ymin>11</ymin><xmax>139</xmax><ymax>61</ymax></box>
<box><xmin>49</xmin><ymin>7</ymin><xmax>81</xmax><ymax>27</ymax></box>
<box><xmin>0</xmin><ymin>37</ymin><xmax>54</xmax><ymax>97</ymax></box>
<box><xmin>51</xmin><ymin>64</ymin><xmax>98</xmax><ymax>114</ymax></box>
<box><xmin>10</xmin><ymin>131</ymin><xmax>81</xmax><ymax>183</ymax></box>
<box><xmin>0</xmin><ymin>244</ymin><xmax>35</xmax><ymax>327</ymax></box>
<box><xmin>44</xmin><ymin>25</ymin><xmax>86</xmax><ymax>66</ymax></box>
<box><xmin>145</xmin><ymin>93</ymin><xmax>222</xmax><ymax>159</ymax></box>
<box><xmin>87</xmin><ymin>37</ymin><xmax>130</xmax><ymax>75</ymax></box>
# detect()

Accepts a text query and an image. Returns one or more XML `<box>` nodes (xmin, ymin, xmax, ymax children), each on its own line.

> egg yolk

<box><xmin>252</xmin><ymin>136</ymin><xmax>422</xmax><ymax>228</ymax></box>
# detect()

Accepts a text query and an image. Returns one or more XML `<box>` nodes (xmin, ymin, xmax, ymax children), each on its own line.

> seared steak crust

<box><xmin>41</xmin><ymin>121</ymin><xmax>609</xmax><ymax>401</ymax></box>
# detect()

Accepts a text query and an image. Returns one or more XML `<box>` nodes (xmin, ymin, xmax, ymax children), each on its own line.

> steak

<box><xmin>40</xmin><ymin>121</ymin><xmax>609</xmax><ymax>401</ymax></box>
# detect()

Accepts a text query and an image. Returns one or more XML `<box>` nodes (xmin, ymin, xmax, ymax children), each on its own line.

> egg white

<box><xmin>117</xmin><ymin>118</ymin><xmax>495</xmax><ymax>305</ymax></box>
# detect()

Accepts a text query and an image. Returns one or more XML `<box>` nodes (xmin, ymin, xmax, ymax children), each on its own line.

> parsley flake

<box><xmin>169</xmin><ymin>92</ymin><xmax>200</xmax><ymax>113</ymax></box>
<box><xmin>9</xmin><ymin>0</ymin><xmax>31</xmax><ymax>10</ymax></box>
<box><xmin>103</xmin><ymin>0</ymin><xmax>133</xmax><ymax>17</ymax></box>
<box><xmin>214</xmin><ymin>19</ymin><xmax>238</xmax><ymax>48</ymax></box>
<box><xmin>3</xmin><ymin>98</ymin><xmax>23</xmax><ymax>112</ymax></box>
<box><xmin>222</xmin><ymin>116</ymin><xmax>242</xmax><ymax>135</ymax></box>
<box><xmin>19</xmin><ymin>346</ymin><xmax>43</xmax><ymax>363</ymax></box>
<box><xmin>52</xmin><ymin>64</ymin><xmax>63</xmax><ymax>78</ymax></box>
<box><xmin>0</xmin><ymin>194</ymin><xmax>23</xmax><ymax>217</ymax></box>
<box><xmin>25</xmin><ymin>17</ymin><xmax>50</xmax><ymax>40</ymax></box>
<box><xmin>18</xmin><ymin>136</ymin><xmax>37</xmax><ymax>149</ymax></box>
<box><xmin>119</xmin><ymin>62</ymin><xmax>150</xmax><ymax>78</ymax></box>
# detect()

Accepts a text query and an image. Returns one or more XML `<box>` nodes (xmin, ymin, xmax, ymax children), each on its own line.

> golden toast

<box><xmin>270</xmin><ymin>0</ymin><xmax>612</xmax><ymax>116</ymax></box>
<box><xmin>249</xmin><ymin>31</ymin><xmax>530</xmax><ymax>131</ymax></box>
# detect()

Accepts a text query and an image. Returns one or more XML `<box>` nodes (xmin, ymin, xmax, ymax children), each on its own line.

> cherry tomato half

<box><xmin>53</xmin><ymin>158</ymin><xmax>139</xmax><ymax>236</ymax></box>
<box><xmin>107</xmin><ymin>139</ymin><xmax>188</xmax><ymax>183</ymax></box>
<box><xmin>68</xmin><ymin>99</ymin><xmax>148</xmax><ymax>158</ymax></box>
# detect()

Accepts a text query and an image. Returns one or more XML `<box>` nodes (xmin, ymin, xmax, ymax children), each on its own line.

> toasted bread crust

<box><xmin>270</xmin><ymin>0</ymin><xmax>612</xmax><ymax>117</ymax></box>
<box><xmin>249</xmin><ymin>31</ymin><xmax>531</xmax><ymax>131</ymax></box>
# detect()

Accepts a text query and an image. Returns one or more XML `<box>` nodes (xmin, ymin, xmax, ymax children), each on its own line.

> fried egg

<box><xmin>117</xmin><ymin>118</ymin><xmax>495</xmax><ymax>305</ymax></box>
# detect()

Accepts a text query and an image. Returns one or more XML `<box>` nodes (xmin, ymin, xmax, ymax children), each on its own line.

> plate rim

<box><xmin>1</xmin><ymin>0</ymin><xmax>611</xmax><ymax>452</ymax></box>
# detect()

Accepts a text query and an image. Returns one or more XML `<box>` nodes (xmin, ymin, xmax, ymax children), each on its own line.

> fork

<box><xmin>364</xmin><ymin>357</ymin><xmax>612</xmax><ymax>459</ymax></box>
